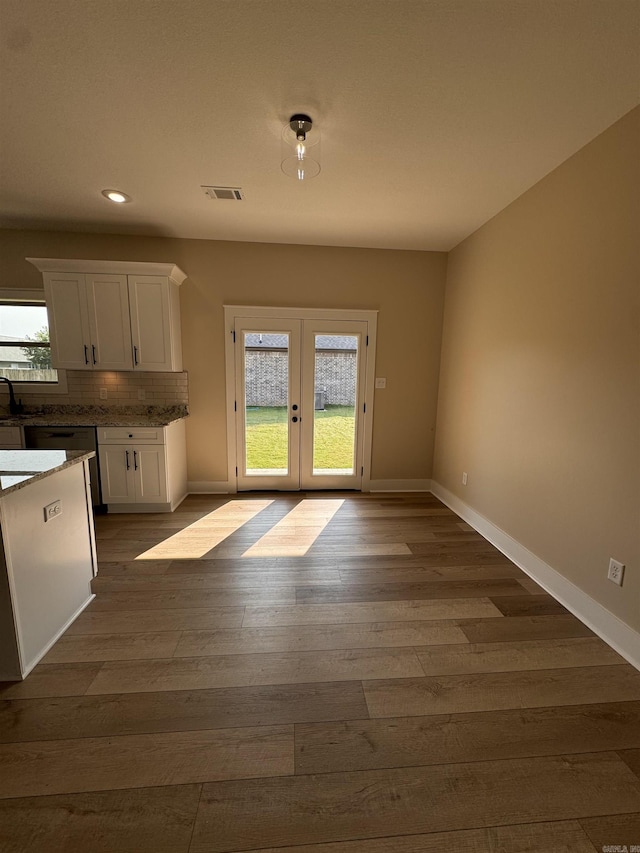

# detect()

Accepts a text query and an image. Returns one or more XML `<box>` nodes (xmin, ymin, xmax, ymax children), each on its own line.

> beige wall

<box><xmin>0</xmin><ymin>232</ymin><xmax>447</xmax><ymax>485</ymax></box>
<box><xmin>433</xmin><ymin>107</ymin><xmax>640</xmax><ymax>631</ymax></box>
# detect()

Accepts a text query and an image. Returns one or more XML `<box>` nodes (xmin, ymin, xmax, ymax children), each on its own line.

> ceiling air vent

<box><xmin>202</xmin><ymin>186</ymin><xmax>244</xmax><ymax>201</ymax></box>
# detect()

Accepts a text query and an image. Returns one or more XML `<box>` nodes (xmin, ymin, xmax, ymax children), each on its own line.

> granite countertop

<box><xmin>0</xmin><ymin>449</ymin><xmax>95</xmax><ymax>496</ymax></box>
<box><xmin>0</xmin><ymin>404</ymin><xmax>188</xmax><ymax>428</ymax></box>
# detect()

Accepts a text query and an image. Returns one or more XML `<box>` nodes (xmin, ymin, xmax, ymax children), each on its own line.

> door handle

<box><xmin>133</xmin><ymin>450</ymin><xmax>138</xmax><ymax>470</ymax></box>
<box><xmin>92</xmin><ymin>345</ymin><xmax>97</xmax><ymax>365</ymax></box>
<box><xmin>84</xmin><ymin>345</ymin><xmax>89</xmax><ymax>365</ymax></box>
<box><xmin>291</xmin><ymin>416</ymin><xmax>299</xmax><ymax>423</ymax></box>
<box><xmin>133</xmin><ymin>345</ymin><xmax>138</xmax><ymax>365</ymax></box>
<box><xmin>125</xmin><ymin>450</ymin><xmax>130</xmax><ymax>470</ymax></box>
<box><xmin>292</xmin><ymin>404</ymin><xmax>298</xmax><ymax>411</ymax></box>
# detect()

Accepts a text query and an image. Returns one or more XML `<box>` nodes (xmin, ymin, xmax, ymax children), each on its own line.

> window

<box><xmin>0</xmin><ymin>290</ymin><xmax>66</xmax><ymax>392</ymax></box>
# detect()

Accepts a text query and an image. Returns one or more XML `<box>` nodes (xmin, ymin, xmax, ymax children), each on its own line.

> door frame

<box><xmin>223</xmin><ymin>305</ymin><xmax>378</xmax><ymax>492</ymax></box>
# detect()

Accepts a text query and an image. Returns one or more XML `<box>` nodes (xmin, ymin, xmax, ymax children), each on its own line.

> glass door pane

<box><xmin>244</xmin><ymin>331</ymin><xmax>290</xmax><ymax>477</ymax></box>
<box><xmin>300</xmin><ymin>319</ymin><xmax>368</xmax><ymax>490</ymax></box>
<box><xmin>236</xmin><ymin>319</ymin><xmax>301</xmax><ymax>491</ymax></box>
<box><xmin>312</xmin><ymin>334</ymin><xmax>358</xmax><ymax>475</ymax></box>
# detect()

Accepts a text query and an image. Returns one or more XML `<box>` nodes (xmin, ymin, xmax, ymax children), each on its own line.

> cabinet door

<box><xmin>133</xmin><ymin>445</ymin><xmax>168</xmax><ymax>502</ymax></box>
<box><xmin>98</xmin><ymin>446</ymin><xmax>136</xmax><ymax>503</ymax></box>
<box><xmin>43</xmin><ymin>273</ymin><xmax>91</xmax><ymax>369</ymax></box>
<box><xmin>128</xmin><ymin>276</ymin><xmax>174</xmax><ymax>371</ymax></box>
<box><xmin>86</xmin><ymin>275</ymin><xmax>134</xmax><ymax>370</ymax></box>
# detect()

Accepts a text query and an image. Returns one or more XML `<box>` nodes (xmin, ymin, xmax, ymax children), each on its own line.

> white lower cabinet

<box><xmin>97</xmin><ymin>420</ymin><xmax>187</xmax><ymax>512</ymax></box>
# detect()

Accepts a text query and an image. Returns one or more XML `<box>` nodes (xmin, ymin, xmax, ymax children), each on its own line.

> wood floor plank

<box><xmin>0</xmin><ymin>784</ymin><xmax>201</xmax><ymax>853</ymax></box>
<box><xmin>243</xmin><ymin>598</ymin><xmax>503</xmax><ymax>627</ymax></box>
<box><xmin>166</xmin><ymin>556</ymin><xmax>341</xmax><ymax>573</ymax></box>
<box><xmin>580</xmin><ymin>813</ymin><xmax>640</xmax><ymax>851</ymax></box>
<box><xmin>350</xmin><ymin>507</ymin><xmax>456</xmax><ymax>518</ymax></box>
<box><xmin>85</xmin><ymin>648</ymin><xmax>425</xmax><ymax>695</ymax></box>
<box><xmin>490</xmin><ymin>595</ymin><xmax>569</xmax><ymax>617</ymax></box>
<box><xmin>92</xmin><ymin>569</ymin><xmax>341</xmax><ymax>591</ymax></box>
<box><xmin>0</xmin><ymin>664</ymin><xmax>102</xmax><ymax>700</ymax></box>
<box><xmin>247</xmin><ymin>821</ymin><xmax>598</xmax><ymax>853</ymax></box>
<box><xmin>41</xmin><ymin>631</ymin><xmax>182</xmax><ymax>664</ymax></box>
<box><xmin>364</xmin><ymin>665</ymin><xmax>640</xmax><ymax>718</ymax></box>
<box><xmin>198</xmin><ymin>543</ymin><xmax>413</xmax><ymax>560</ymax></box>
<box><xmin>517</xmin><ymin>576</ymin><xmax>548</xmax><ymax>594</ymax></box>
<box><xmin>295</xmin><ymin>578</ymin><xmax>527</xmax><ymax>604</ymax></box>
<box><xmin>189</xmin><ymin>753</ymin><xmax>640</xmax><ymax>852</ymax></box>
<box><xmin>337</xmin><ymin>555</ymin><xmax>458</xmax><ymax>569</ymax></box>
<box><xmin>338</xmin><ymin>565</ymin><xmax>525</xmax><ymax>583</ymax></box>
<box><xmin>0</xmin><ymin>682</ymin><xmax>368</xmax><ymax>743</ymax></box>
<box><xmin>459</xmin><ymin>614</ymin><xmax>594</xmax><ymax>643</ymax></box>
<box><xmin>407</xmin><ymin>541</ymin><xmax>509</xmax><ymax>559</ymax></box>
<box><xmin>619</xmin><ymin>748</ymin><xmax>640</xmax><ymax>779</ymax></box>
<box><xmin>94</xmin><ymin>560</ymin><xmax>170</xmax><ymax>576</ymax></box>
<box><xmin>294</xmin><ymin>701</ymin><xmax>640</xmax><ymax>774</ymax></box>
<box><xmin>64</xmin><ymin>606</ymin><xmax>244</xmax><ymax>634</ymax></box>
<box><xmin>0</xmin><ymin>724</ymin><xmax>293</xmax><ymax>798</ymax></box>
<box><xmin>414</xmin><ymin>637</ymin><xmax>624</xmax><ymax>676</ymax></box>
<box><xmin>174</xmin><ymin>621</ymin><xmax>468</xmax><ymax>657</ymax></box>
<box><xmin>88</xmin><ymin>587</ymin><xmax>295</xmax><ymax>609</ymax></box>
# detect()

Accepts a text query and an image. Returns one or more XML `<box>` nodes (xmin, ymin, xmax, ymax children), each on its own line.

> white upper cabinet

<box><xmin>128</xmin><ymin>274</ymin><xmax>182</xmax><ymax>372</ymax></box>
<box><xmin>43</xmin><ymin>272</ymin><xmax>92</xmax><ymax>370</ymax></box>
<box><xmin>27</xmin><ymin>259</ymin><xmax>186</xmax><ymax>372</ymax></box>
<box><xmin>86</xmin><ymin>274</ymin><xmax>133</xmax><ymax>370</ymax></box>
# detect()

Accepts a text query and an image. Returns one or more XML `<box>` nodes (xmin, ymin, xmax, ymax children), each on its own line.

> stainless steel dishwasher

<box><xmin>23</xmin><ymin>425</ymin><xmax>103</xmax><ymax>508</ymax></box>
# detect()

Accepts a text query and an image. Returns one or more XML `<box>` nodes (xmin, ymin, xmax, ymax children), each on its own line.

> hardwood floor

<box><xmin>1</xmin><ymin>492</ymin><xmax>638</xmax><ymax>852</ymax></box>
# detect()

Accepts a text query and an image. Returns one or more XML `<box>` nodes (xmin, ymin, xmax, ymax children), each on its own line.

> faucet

<box><xmin>0</xmin><ymin>378</ymin><xmax>24</xmax><ymax>415</ymax></box>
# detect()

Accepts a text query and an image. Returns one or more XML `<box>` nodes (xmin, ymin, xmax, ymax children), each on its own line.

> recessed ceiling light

<box><xmin>101</xmin><ymin>189</ymin><xmax>131</xmax><ymax>204</ymax></box>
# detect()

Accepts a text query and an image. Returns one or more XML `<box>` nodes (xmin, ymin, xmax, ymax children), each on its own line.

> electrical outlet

<box><xmin>44</xmin><ymin>500</ymin><xmax>62</xmax><ymax>522</ymax></box>
<box><xmin>608</xmin><ymin>558</ymin><xmax>625</xmax><ymax>586</ymax></box>
<box><xmin>375</xmin><ymin>378</ymin><xmax>386</xmax><ymax>389</ymax></box>
<box><xmin>137</xmin><ymin>389</ymin><xmax>146</xmax><ymax>400</ymax></box>
<box><xmin>99</xmin><ymin>388</ymin><xmax>108</xmax><ymax>400</ymax></box>
<box><xmin>462</xmin><ymin>472</ymin><xmax>468</xmax><ymax>485</ymax></box>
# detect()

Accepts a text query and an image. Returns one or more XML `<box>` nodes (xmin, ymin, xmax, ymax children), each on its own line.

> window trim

<box><xmin>0</xmin><ymin>289</ymin><xmax>68</xmax><ymax>394</ymax></box>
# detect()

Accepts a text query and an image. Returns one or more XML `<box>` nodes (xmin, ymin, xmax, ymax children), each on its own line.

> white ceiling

<box><xmin>1</xmin><ymin>0</ymin><xmax>638</xmax><ymax>252</ymax></box>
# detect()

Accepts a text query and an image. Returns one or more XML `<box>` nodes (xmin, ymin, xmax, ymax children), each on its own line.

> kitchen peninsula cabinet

<box><xmin>0</xmin><ymin>450</ymin><xmax>96</xmax><ymax>680</ymax></box>
<box><xmin>97</xmin><ymin>420</ymin><xmax>187</xmax><ymax>512</ymax></box>
<box><xmin>26</xmin><ymin>259</ymin><xmax>186</xmax><ymax>372</ymax></box>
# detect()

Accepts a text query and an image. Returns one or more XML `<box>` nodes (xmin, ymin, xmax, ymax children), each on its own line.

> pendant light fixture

<box><xmin>281</xmin><ymin>114</ymin><xmax>320</xmax><ymax>180</ymax></box>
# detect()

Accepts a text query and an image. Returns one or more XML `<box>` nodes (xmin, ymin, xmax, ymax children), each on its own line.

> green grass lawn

<box><xmin>245</xmin><ymin>405</ymin><xmax>356</xmax><ymax>470</ymax></box>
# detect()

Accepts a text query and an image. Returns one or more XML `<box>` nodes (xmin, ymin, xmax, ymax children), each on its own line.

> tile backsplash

<box><xmin>20</xmin><ymin>370</ymin><xmax>189</xmax><ymax>407</ymax></box>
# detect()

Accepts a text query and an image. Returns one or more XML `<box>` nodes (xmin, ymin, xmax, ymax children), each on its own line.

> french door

<box><xmin>226</xmin><ymin>308</ymin><xmax>376</xmax><ymax>491</ymax></box>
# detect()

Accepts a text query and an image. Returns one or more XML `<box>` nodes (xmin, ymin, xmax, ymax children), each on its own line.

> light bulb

<box><xmin>281</xmin><ymin>114</ymin><xmax>320</xmax><ymax>179</ymax></box>
<box><xmin>102</xmin><ymin>189</ymin><xmax>131</xmax><ymax>204</ymax></box>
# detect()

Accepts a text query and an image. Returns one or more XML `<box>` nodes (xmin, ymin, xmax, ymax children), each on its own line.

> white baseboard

<box><xmin>187</xmin><ymin>481</ymin><xmax>235</xmax><ymax>494</ymax></box>
<box><xmin>368</xmin><ymin>479</ymin><xmax>432</xmax><ymax>492</ymax></box>
<box><xmin>430</xmin><ymin>481</ymin><xmax>640</xmax><ymax>671</ymax></box>
<box><xmin>187</xmin><ymin>480</ymin><xmax>433</xmax><ymax>495</ymax></box>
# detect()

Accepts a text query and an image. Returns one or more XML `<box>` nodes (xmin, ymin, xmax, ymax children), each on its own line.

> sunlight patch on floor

<box><xmin>135</xmin><ymin>499</ymin><xmax>274</xmax><ymax>560</ymax></box>
<box><xmin>242</xmin><ymin>499</ymin><xmax>345</xmax><ymax>557</ymax></box>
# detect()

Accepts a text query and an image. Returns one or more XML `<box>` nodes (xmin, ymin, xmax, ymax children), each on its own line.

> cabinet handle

<box><xmin>92</xmin><ymin>345</ymin><xmax>97</xmax><ymax>365</ymax></box>
<box><xmin>84</xmin><ymin>345</ymin><xmax>89</xmax><ymax>365</ymax></box>
<box><xmin>133</xmin><ymin>450</ymin><xmax>138</xmax><ymax>470</ymax></box>
<box><xmin>133</xmin><ymin>345</ymin><xmax>138</xmax><ymax>365</ymax></box>
<box><xmin>125</xmin><ymin>450</ymin><xmax>130</xmax><ymax>470</ymax></box>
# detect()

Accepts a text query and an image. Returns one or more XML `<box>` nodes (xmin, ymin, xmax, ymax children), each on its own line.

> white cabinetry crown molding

<box><xmin>26</xmin><ymin>258</ymin><xmax>187</xmax><ymax>285</ymax></box>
